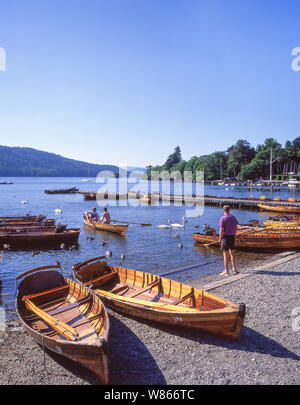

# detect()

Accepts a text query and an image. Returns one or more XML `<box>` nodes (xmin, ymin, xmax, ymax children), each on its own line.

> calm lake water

<box><xmin>0</xmin><ymin>177</ymin><xmax>299</xmax><ymax>311</ymax></box>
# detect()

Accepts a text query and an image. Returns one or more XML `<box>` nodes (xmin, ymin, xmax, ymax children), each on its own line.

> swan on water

<box><xmin>156</xmin><ymin>219</ymin><xmax>171</xmax><ymax>229</ymax></box>
<box><xmin>170</xmin><ymin>216</ymin><xmax>185</xmax><ymax>228</ymax></box>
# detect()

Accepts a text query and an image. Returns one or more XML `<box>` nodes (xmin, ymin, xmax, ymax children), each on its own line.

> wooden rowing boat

<box><xmin>45</xmin><ymin>187</ymin><xmax>79</xmax><ymax>194</ymax></box>
<box><xmin>0</xmin><ymin>219</ymin><xmax>56</xmax><ymax>228</ymax></box>
<box><xmin>83</xmin><ymin>215</ymin><xmax>128</xmax><ymax>236</ymax></box>
<box><xmin>237</xmin><ymin>224</ymin><xmax>300</xmax><ymax>232</ymax></box>
<box><xmin>262</xmin><ymin>214</ymin><xmax>300</xmax><ymax>227</ymax></box>
<box><xmin>83</xmin><ymin>193</ymin><xmax>97</xmax><ymax>201</ymax></box>
<box><xmin>257</xmin><ymin>203</ymin><xmax>300</xmax><ymax>214</ymax></box>
<box><xmin>0</xmin><ymin>228</ymin><xmax>80</xmax><ymax>249</ymax></box>
<box><xmin>0</xmin><ymin>224</ymin><xmax>67</xmax><ymax>233</ymax></box>
<box><xmin>193</xmin><ymin>231</ymin><xmax>300</xmax><ymax>250</ymax></box>
<box><xmin>15</xmin><ymin>265</ymin><xmax>109</xmax><ymax>384</ymax></box>
<box><xmin>72</xmin><ymin>256</ymin><xmax>246</xmax><ymax>341</ymax></box>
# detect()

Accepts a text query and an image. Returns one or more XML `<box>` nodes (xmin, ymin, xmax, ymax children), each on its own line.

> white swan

<box><xmin>170</xmin><ymin>216</ymin><xmax>185</xmax><ymax>228</ymax></box>
<box><xmin>157</xmin><ymin>219</ymin><xmax>171</xmax><ymax>229</ymax></box>
<box><xmin>21</xmin><ymin>200</ymin><xmax>28</xmax><ymax>204</ymax></box>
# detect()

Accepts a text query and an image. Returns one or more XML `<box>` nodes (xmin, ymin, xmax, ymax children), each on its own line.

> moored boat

<box><xmin>45</xmin><ymin>187</ymin><xmax>79</xmax><ymax>194</ymax></box>
<box><xmin>0</xmin><ymin>219</ymin><xmax>56</xmax><ymax>228</ymax></box>
<box><xmin>0</xmin><ymin>224</ymin><xmax>66</xmax><ymax>233</ymax></box>
<box><xmin>193</xmin><ymin>231</ymin><xmax>300</xmax><ymax>250</ymax></box>
<box><xmin>15</xmin><ymin>265</ymin><xmax>109</xmax><ymax>384</ymax></box>
<box><xmin>140</xmin><ymin>194</ymin><xmax>152</xmax><ymax>204</ymax></box>
<box><xmin>257</xmin><ymin>203</ymin><xmax>300</xmax><ymax>214</ymax></box>
<box><xmin>0</xmin><ymin>215</ymin><xmax>46</xmax><ymax>223</ymax></box>
<box><xmin>83</xmin><ymin>214</ymin><xmax>128</xmax><ymax>236</ymax></box>
<box><xmin>0</xmin><ymin>228</ymin><xmax>80</xmax><ymax>249</ymax></box>
<box><xmin>83</xmin><ymin>193</ymin><xmax>97</xmax><ymax>201</ymax></box>
<box><xmin>72</xmin><ymin>256</ymin><xmax>246</xmax><ymax>341</ymax></box>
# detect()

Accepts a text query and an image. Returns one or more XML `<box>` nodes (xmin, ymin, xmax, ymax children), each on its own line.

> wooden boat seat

<box><xmin>127</xmin><ymin>278</ymin><xmax>160</xmax><ymax>299</ymax></box>
<box><xmin>85</xmin><ymin>270</ymin><xmax>118</xmax><ymax>288</ymax></box>
<box><xmin>22</xmin><ymin>284</ymin><xmax>69</xmax><ymax>302</ymax></box>
<box><xmin>173</xmin><ymin>290</ymin><xmax>194</xmax><ymax>306</ymax></box>
<box><xmin>76</xmin><ymin>261</ymin><xmax>113</xmax><ymax>283</ymax></box>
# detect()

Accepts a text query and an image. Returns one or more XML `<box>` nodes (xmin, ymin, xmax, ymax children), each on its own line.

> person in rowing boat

<box><xmin>99</xmin><ymin>207</ymin><xmax>111</xmax><ymax>224</ymax></box>
<box><xmin>218</xmin><ymin>205</ymin><xmax>239</xmax><ymax>276</ymax></box>
<box><xmin>88</xmin><ymin>207</ymin><xmax>100</xmax><ymax>222</ymax></box>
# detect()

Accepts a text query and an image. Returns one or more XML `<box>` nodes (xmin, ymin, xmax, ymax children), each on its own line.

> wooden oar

<box><xmin>25</xmin><ymin>299</ymin><xmax>79</xmax><ymax>341</ymax></box>
<box><xmin>95</xmin><ymin>289</ymin><xmax>198</xmax><ymax>312</ymax></box>
<box><xmin>111</xmin><ymin>220</ymin><xmax>152</xmax><ymax>227</ymax></box>
<box><xmin>202</xmin><ymin>222</ymin><xmax>289</xmax><ymax>247</ymax></box>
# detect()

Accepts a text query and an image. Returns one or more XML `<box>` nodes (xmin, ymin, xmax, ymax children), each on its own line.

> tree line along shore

<box><xmin>145</xmin><ymin>137</ymin><xmax>300</xmax><ymax>182</ymax></box>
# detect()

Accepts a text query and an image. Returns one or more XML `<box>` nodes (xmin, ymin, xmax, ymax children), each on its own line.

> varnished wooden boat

<box><xmin>258</xmin><ymin>203</ymin><xmax>300</xmax><ymax>214</ymax></box>
<box><xmin>0</xmin><ymin>219</ymin><xmax>56</xmax><ymax>228</ymax></box>
<box><xmin>238</xmin><ymin>224</ymin><xmax>300</xmax><ymax>232</ymax></box>
<box><xmin>193</xmin><ymin>231</ymin><xmax>300</xmax><ymax>250</ymax></box>
<box><xmin>83</xmin><ymin>193</ymin><xmax>97</xmax><ymax>201</ymax></box>
<box><xmin>0</xmin><ymin>228</ymin><xmax>80</xmax><ymax>249</ymax></box>
<box><xmin>0</xmin><ymin>215</ymin><xmax>46</xmax><ymax>223</ymax></box>
<box><xmin>83</xmin><ymin>215</ymin><xmax>128</xmax><ymax>236</ymax></box>
<box><xmin>45</xmin><ymin>187</ymin><xmax>79</xmax><ymax>194</ymax></box>
<box><xmin>72</xmin><ymin>256</ymin><xmax>246</xmax><ymax>341</ymax></box>
<box><xmin>262</xmin><ymin>214</ymin><xmax>300</xmax><ymax>227</ymax></box>
<box><xmin>140</xmin><ymin>194</ymin><xmax>152</xmax><ymax>204</ymax></box>
<box><xmin>15</xmin><ymin>265</ymin><xmax>109</xmax><ymax>384</ymax></box>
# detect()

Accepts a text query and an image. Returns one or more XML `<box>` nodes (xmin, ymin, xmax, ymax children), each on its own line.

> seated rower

<box><xmin>88</xmin><ymin>207</ymin><xmax>100</xmax><ymax>222</ymax></box>
<box><xmin>99</xmin><ymin>207</ymin><xmax>111</xmax><ymax>224</ymax></box>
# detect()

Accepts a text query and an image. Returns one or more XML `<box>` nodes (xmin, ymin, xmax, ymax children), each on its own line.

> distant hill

<box><xmin>0</xmin><ymin>146</ymin><xmax>121</xmax><ymax>177</ymax></box>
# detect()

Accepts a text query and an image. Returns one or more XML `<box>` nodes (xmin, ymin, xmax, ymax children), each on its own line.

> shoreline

<box><xmin>1</xmin><ymin>253</ymin><xmax>299</xmax><ymax>385</ymax></box>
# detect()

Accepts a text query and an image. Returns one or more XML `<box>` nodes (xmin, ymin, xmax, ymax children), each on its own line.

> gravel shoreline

<box><xmin>1</xmin><ymin>252</ymin><xmax>299</xmax><ymax>385</ymax></box>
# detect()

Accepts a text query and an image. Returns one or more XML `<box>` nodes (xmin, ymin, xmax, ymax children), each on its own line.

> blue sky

<box><xmin>0</xmin><ymin>0</ymin><xmax>300</xmax><ymax>167</ymax></box>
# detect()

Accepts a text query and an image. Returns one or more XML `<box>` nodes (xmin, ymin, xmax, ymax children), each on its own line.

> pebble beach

<box><xmin>1</xmin><ymin>252</ymin><xmax>299</xmax><ymax>386</ymax></box>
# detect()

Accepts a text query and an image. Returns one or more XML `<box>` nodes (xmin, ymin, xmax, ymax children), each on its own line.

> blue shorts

<box><xmin>220</xmin><ymin>235</ymin><xmax>235</xmax><ymax>251</ymax></box>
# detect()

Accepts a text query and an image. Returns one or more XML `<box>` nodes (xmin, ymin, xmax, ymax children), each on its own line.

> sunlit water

<box><xmin>0</xmin><ymin>177</ymin><xmax>298</xmax><ymax>311</ymax></box>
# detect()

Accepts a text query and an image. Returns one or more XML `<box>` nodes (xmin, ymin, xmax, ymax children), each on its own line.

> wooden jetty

<box><xmin>77</xmin><ymin>191</ymin><xmax>300</xmax><ymax>211</ymax></box>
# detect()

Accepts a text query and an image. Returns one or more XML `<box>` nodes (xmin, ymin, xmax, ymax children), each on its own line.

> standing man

<box><xmin>218</xmin><ymin>205</ymin><xmax>239</xmax><ymax>276</ymax></box>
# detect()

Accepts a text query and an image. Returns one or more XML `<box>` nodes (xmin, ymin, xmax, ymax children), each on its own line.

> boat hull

<box><xmin>73</xmin><ymin>258</ymin><xmax>246</xmax><ymax>341</ymax></box>
<box><xmin>258</xmin><ymin>204</ymin><xmax>300</xmax><ymax>214</ymax></box>
<box><xmin>15</xmin><ymin>268</ymin><xmax>109</xmax><ymax>384</ymax></box>
<box><xmin>83</xmin><ymin>217</ymin><xmax>128</xmax><ymax>236</ymax></box>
